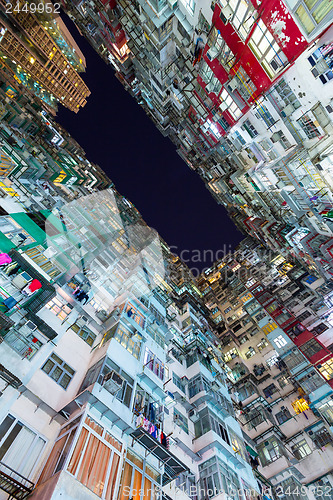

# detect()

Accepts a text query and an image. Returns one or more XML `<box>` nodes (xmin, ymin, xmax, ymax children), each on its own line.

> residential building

<box><xmin>198</xmin><ymin>237</ymin><xmax>333</xmax><ymax>498</ymax></box>
<box><xmin>0</xmin><ymin>2</ymin><xmax>90</xmax><ymax>113</ymax></box>
<box><xmin>61</xmin><ymin>0</ymin><xmax>333</xmax><ymax>278</ymax></box>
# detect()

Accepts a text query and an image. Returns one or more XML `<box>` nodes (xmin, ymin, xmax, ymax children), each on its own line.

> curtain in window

<box><xmin>106</xmin><ymin>453</ymin><xmax>120</xmax><ymax>499</ymax></box>
<box><xmin>132</xmin><ymin>469</ymin><xmax>143</xmax><ymax>500</ymax></box>
<box><xmin>119</xmin><ymin>462</ymin><xmax>133</xmax><ymax>500</ymax></box>
<box><xmin>76</xmin><ymin>434</ymin><xmax>111</xmax><ymax>497</ymax></box>
<box><xmin>2</xmin><ymin>426</ymin><xmax>45</xmax><ymax>478</ymax></box>
<box><xmin>67</xmin><ymin>428</ymin><xmax>89</xmax><ymax>476</ymax></box>
<box><xmin>313</xmin><ymin>0</ymin><xmax>333</xmax><ymax>22</ymax></box>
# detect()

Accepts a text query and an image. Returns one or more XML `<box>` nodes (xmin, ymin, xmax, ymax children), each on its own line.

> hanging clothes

<box><xmin>27</xmin><ymin>279</ymin><xmax>42</xmax><ymax>293</ymax></box>
<box><xmin>0</xmin><ymin>253</ymin><xmax>12</xmax><ymax>266</ymax></box>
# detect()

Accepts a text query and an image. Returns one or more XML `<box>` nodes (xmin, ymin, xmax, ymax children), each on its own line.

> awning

<box><xmin>246</xmin><ymin>444</ymin><xmax>258</xmax><ymax>457</ymax></box>
<box><xmin>130</xmin><ymin>427</ymin><xmax>189</xmax><ymax>485</ymax></box>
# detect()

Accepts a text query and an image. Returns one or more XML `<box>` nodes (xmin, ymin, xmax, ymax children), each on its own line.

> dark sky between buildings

<box><xmin>57</xmin><ymin>15</ymin><xmax>244</xmax><ymax>274</ymax></box>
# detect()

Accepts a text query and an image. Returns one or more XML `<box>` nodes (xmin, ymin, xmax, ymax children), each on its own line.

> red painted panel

<box><xmin>293</xmin><ymin>330</ymin><xmax>315</xmax><ymax>346</ymax></box>
<box><xmin>256</xmin><ymin>0</ymin><xmax>309</xmax><ymax>61</ymax></box>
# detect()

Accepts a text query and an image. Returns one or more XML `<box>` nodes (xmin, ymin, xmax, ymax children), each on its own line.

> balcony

<box><xmin>130</xmin><ymin>427</ymin><xmax>189</xmax><ymax>486</ymax></box>
<box><xmin>0</xmin><ymin>461</ymin><xmax>34</xmax><ymax>499</ymax></box>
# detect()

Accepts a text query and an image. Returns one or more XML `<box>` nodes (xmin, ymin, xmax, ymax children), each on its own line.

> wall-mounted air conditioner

<box><xmin>281</xmin><ymin>104</ymin><xmax>294</xmax><ymax>117</ymax></box>
<box><xmin>20</xmin><ymin>320</ymin><xmax>37</xmax><ymax>336</ymax></box>
<box><xmin>189</xmin><ymin>409</ymin><xmax>200</xmax><ymax>422</ymax></box>
<box><xmin>102</xmin><ymin>370</ymin><xmax>124</xmax><ymax>395</ymax></box>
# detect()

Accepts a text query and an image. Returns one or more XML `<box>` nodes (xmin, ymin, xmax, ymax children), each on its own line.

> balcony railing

<box><xmin>0</xmin><ymin>461</ymin><xmax>34</xmax><ymax>499</ymax></box>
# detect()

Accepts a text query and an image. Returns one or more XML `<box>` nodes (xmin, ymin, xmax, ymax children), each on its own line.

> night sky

<box><xmin>57</xmin><ymin>17</ymin><xmax>243</xmax><ymax>274</ymax></box>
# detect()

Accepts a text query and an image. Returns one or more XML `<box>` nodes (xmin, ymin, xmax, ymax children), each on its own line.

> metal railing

<box><xmin>0</xmin><ymin>461</ymin><xmax>34</xmax><ymax>499</ymax></box>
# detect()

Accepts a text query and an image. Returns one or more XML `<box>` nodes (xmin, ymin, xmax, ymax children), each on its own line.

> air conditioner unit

<box><xmin>76</xmin><ymin>315</ymin><xmax>89</xmax><ymax>327</ymax></box>
<box><xmin>282</xmin><ymin>104</ymin><xmax>294</xmax><ymax>117</ymax></box>
<box><xmin>189</xmin><ymin>409</ymin><xmax>200</xmax><ymax>423</ymax></box>
<box><xmin>228</xmin><ymin>78</ymin><xmax>239</xmax><ymax>92</ymax></box>
<box><xmin>206</xmin><ymin>46</ymin><xmax>219</xmax><ymax>61</ymax></box>
<box><xmin>19</xmin><ymin>320</ymin><xmax>37</xmax><ymax>336</ymax></box>
<box><xmin>102</xmin><ymin>370</ymin><xmax>124</xmax><ymax>394</ymax></box>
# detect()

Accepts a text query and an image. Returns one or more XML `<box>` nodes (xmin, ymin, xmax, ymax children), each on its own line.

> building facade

<box><xmin>0</xmin><ymin>1</ymin><xmax>90</xmax><ymax>113</ymax></box>
<box><xmin>61</xmin><ymin>0</ymin><xmax>333</xmax><ymax>278</ymax></box>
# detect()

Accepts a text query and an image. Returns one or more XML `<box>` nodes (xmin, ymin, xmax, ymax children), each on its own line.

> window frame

<box><xmin>41</xmin><ymin>352</ymin><xmax>75</xmax><ymax>389</ymax></box>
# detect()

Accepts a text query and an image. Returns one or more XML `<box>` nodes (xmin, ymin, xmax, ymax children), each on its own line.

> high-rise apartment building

<box><xmin>61</xmin><ymin>0</ymin><xmax>333</xmax><ymax>279</ymax></box>
<box><xmin>0</xmin><ymin>80</ymin><xmax>264</xmax><ymax>500</ymax></box>
<box><xmin>0</xmin><ymin>0</ymin><xmax>90</xmax><ymax>113</ymax></box>
<box><xmin>198</xmin><ymin>238</ymin><xmax>333</xmax><ymax>498</ymax></box>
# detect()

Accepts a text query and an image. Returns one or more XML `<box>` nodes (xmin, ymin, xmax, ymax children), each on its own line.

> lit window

<box><xmin>291</xmin><ymin>439</ymin><xmax>312</xmax><ymax>459</ymax></box>
<box><xmin>220</xmin><ymin>89</ymin><xmax>242</xmax><ymax>120</ymax></box>
<box><xmin>319</xmin><ymin>358</ymin><xmax>333</xmax><ymax>380</ymax></box>
<box><xmin>294</xmin><ymin>0</ymin><xmax>333</xmax><ymax>35</ymax></box>
<box><xmin>291</xmin><ymin>398</ymin><xmax>310</xmax><ymax>414</ymax></box>
<box><xmin>248</xmin><ymin>20</ymin><xmax>288</xmax><ymax>78</ymax></box>
<box><xmin>274</xmin><ymin>335</ymin><xmax>287</xmax><ymax>348</ymax></box>
<box><xmin>228</xmin><ymin>0</ymin><xmax>256</xmax><ymax>40</ymax></box>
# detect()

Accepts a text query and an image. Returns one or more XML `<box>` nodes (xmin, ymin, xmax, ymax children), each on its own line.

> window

<box><xmin>118</xmin><ymin>450</ymin><xmax>161</xmax><ymax>500</ymax></box>
<box><xmin>272</xmin><ymin>79</ymin><xmax>301</xmax><ymax>112</ymax></box>
<box><xmin>0</xmin><ymin>414</ymin><xmax>46</xmax><ymax>479</ymax></box>
<box><xmin>257</xmin><ymin>338</ymin><xmax>269</xmax><ymax>351</ymax></box>
<box><xmin>245</xmin><ymin>346</ymin><xmax>256</xmax><ymax>359</ymax></box>
<box><xmin>275</xmin><ymin>407</ymin><xmax>292</xmax><ymax>425</ymax></box>
<box><xmin>228</xmin><ymin>0</ymin><xmax>256</xmax><ymax>40</ymax></box>
<box><xmin>257</xmin><ymin>437</ymin><xmax>282</xmax><ymax>466</ymax></box>
<box><xmin>278</xmin><ymin>375</ymin><xmax>290</xmax><ymax>388</ymax></box>
<box><xmin>318</xmin><ymin>358</ymin><xmax>333</xmax><ymax>380</ymax></box>
<box><xmin>263</xmin><ymin>383</ymin><xmax>278</xmax><ymax>398</ymax></box>
<box><xmin>173</xmin><ymin>373</ymin><xmax>186</xmax><ymax>393</ymax></box>
<box><xmin>45</xmin><ymin>297</ymin><xmax>73</xmax><ymax>321</ymax></box>
<box><xmin>294</xmin><ymin>0</ymin><xmax>333</xmax><ymax>35</ymax></box>
<box><xmin>99</xmin><ymin>358</ymin><xmax>134</xmax><ymax>407</ymax></box>
<box><xmin>248</xmin><ymin>20</ymin><xmax>288</xmax><ymax>78</ymax></box>
<box><xmin>307</xmin><ymin>423</ymin><xmax>333</xmax><ymax>448</ymax></box>
<box><xmin>104</xmin><ymin>323</ymin><xmax>141</xmax><ymax>359</ymax></box>
<box><xmin>266</xmin><ymin>352</ymin><xmax>279</xmax><ymax>367</ymax></box>
<box><xmin>41</xmin><ymin>353</ymin><xmax>75</xmax><ymax>389</ymax></box>
<box><xmin>255</xmin><ymin>105</ymin><xmax>276</xmax><ymax>128</ymax></box>
<box><xmin>308</xmin><ymin>46</ymin><xmax>333</xmax><ymax>84</ymax></box>
<box><xmin>229</xmin><ymin>429</ymin><xmax>247</xmax><ymax>460</ymax></box>
<box><xmin>199</xmin><ymin>456</ymin><xmax>241</xmax><ymax>500</ymax></box>
<box><xmin>242</xmin><ymin>119</ymin><xmax>258</xmax><ymax>138</ymax></box>
<box><xmin>40</xmin><ymin>416</ymin><xmax>122</xmax><ymax>498</ymax></box>
<box><xmin>318</xmin><ymin>400</ymin><xmax>333</xmax><ymax>425</ymax></box>
<box><xmin>297</xmin><ymin>114</ymin><xmax>320</xmax><ymax>139</ymax></box>
<box><xmin>299</xmin><ymin>339</ymin><xmax>323</xmax><ymax>358</ymax></box>
<box><xmin>291</xmin><ymin>439</ymin><xmax>312</xmax><ymax>460</ymax></box>
<box><xmin>125</xmin><ymin>304</ymin><xmax>145</xmax><ymax>329</ymax></box>
<box><xmin>194</xmin><ymin>407</ymin><xmax>231</xmax><ymax>446</ymax></box>
<box><xmin>188</xmin><ymin>374</ymin><xmax>211</xmax><ymax>398</ymax></box>
<box><xmin>274</xmin><ymin>335</ymin><xmax>288</xmax><ymax>348</ymax></box>
<box><xmin>144</xmin><ymin>348</ymin><xmax>167</xmax><ymax>381</ymax></box>
<box><xmin>220</xmin><ymin>89</ymin><xmax>242</xmax><ymax>120</ymax></box>
<box><xmin>174</xmin><ymin>408</ymin><xmax>189</xmax><ymax>433</ymax></box>
<box><xmin>70</xmin><ymin>323</ymin><xmax>96</xmax><ymax>347</ymax></box>
<box><xmin>224</xmin><ymin>347</ymin><xmax>239</xmax><ymax>362</ymax></box>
